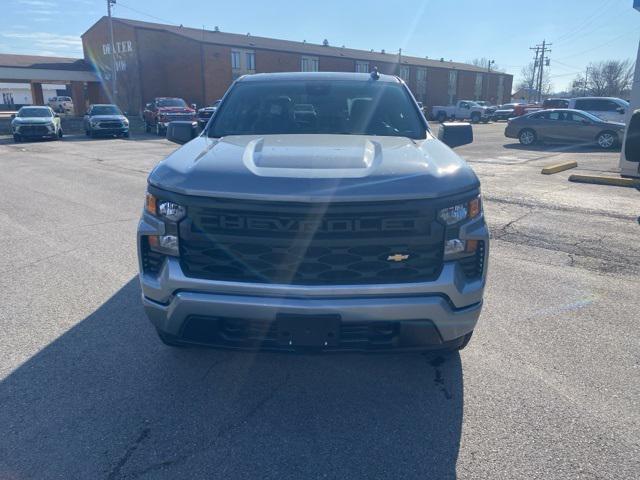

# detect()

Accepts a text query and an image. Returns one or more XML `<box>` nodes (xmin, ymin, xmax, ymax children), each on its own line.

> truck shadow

<box><xmin>0</xmin><ymin>279</ymin><xmax>463</xmax><ymax>480</ymax></box>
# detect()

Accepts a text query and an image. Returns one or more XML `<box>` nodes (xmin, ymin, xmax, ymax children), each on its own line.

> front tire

<box><xmin>596</xmin><ymin>131</ymin><xmax>617</xmax><ymax>149</ymax></box>
<box><xmin>144</xmin><ymin>121</ymin><xmax>151</xmax><ymax>133</ymax></box>
<box><xmin>470</xmin><ymin>113</ymin><xmax>481</xmax><ymax>124</ymax></box>
<box><xmin>437</xmin><ymin>111</ymin><xmax>447</xmax><ymax>123</ymax></box>
<box><xmin>519</xmin><ymin>128</ymin><xmax>536</xmax><ymax>146</ymax></box>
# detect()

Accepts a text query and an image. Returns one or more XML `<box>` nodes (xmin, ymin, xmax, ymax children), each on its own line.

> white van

<box><xmin>48</xmin><ymin>96</ymin><xmax>74</xmax><ymax>114</ymax></box>
<box><xmin>568</xmin><ymin>97</ymin><xmax>629</xmax><ymax>123</ymax></box>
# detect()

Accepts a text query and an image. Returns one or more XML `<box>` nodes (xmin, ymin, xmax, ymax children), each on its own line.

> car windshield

<box><xmin>209</xmin><ymin>79</ymin><xmax>426</xmax><ymax>139</ymax></box>
<box><xmin>157</xmin><ymin>98</ymin><xmax>187</xmax><ymax>107</ymax></box>
<box><xmin>91</xmin><ymin>105</ymin><xmax>121</xmax><ymax>115</ymax></box>
<box><xmin>18</xmin><ymin>108</ymin><xmax>51</xmax><ymax>118</ymax></box>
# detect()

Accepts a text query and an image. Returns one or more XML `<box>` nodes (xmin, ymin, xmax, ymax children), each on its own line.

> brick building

<box><xmin>82</xmin><ymin>17</ymin><xmax>513</xmax><ymax>114</ymax></box>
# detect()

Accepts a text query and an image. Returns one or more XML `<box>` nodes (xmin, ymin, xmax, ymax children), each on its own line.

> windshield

<box><xmin>18</xmin><ymin>108</ymin><xmax>52</xmax><ymax>118</ymax></box>
<box><xmin>209</xmin><ymin>80</ymin><xmax>426</xmax><ymax>139</ymax></box>
<box><xmin>90</xmin><ymin>105</ymin><xmax>122</xmax><ymax>116</ymax></box>
<box><xmin>157</xmin><ymin>98</ymin><xmax>187</xmax><ymax>107</ymax></box>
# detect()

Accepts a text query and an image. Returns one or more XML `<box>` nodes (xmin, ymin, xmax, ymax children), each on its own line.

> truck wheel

<box><xmin>518</xmin><ymin>128</ymin><xmax>536</xmax><ymax>146</ymax></box>
<box><xmin>471</xmin><ymin>113</ymin><xmax>480</xmax><ymax>123</ymax></box>
<box><xmin>156</xmin><ymin>123</ymin><xmax>164</xmax><ymax>136</ymax></box>
<box><xmin>437</xmin><ymin>112</ymin><xmax>447</xmax><ymax>123</ymax></box>
<box><xmin>596</xmin><ymin>131</ymin><xmax>617</xmax><ymax>149</ymax></box>
<box><xmin>144</xmin><ymin>121</ymin><xmax>151</xmax><ymax>133</ymax></box>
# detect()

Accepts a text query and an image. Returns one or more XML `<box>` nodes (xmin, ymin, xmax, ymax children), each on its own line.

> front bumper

<box><xmin>138</xmin><ymin>212</ymin><xmax>489</xmax><ymax>351</ymax></box>
<box><xmin>14</xmin><ymin>124</ymin><xmax>56</xmax><ymax>137</ymax></box>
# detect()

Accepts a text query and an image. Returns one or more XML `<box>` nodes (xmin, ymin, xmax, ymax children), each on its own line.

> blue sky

<box><xmin>1</xmin><ymin>0</ymin><xmax>639</xmax><ymax>90</ymax></box>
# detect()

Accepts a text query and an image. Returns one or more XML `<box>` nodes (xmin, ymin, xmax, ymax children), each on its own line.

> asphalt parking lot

<box><xmin>0</xmin><ymin>123</ymin><xmax>639</xmax><ymax>479</ymax></box>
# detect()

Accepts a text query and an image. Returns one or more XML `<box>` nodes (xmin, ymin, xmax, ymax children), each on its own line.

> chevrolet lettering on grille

<box><xmin>204</xmin><ymin>215</ymin><xmax>418</xmax><ymax>233</ymax></box>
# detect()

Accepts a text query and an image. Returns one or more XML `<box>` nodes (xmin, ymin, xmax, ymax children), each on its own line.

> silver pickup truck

<box><xmin>137</xmin><ymin>72</ymin><xmax>489</xmax><ymax>353</ymax></box>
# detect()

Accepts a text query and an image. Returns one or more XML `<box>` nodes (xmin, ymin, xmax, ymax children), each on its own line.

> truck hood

<box><xmin>157</xmin><ymin>107</ymin><xmax>194</xmax><ymax>114</ymax></box>
<box><xmin>149</xmin><ymin>134</ymin><xmax>480</xmax><ymax>202</ymax></box>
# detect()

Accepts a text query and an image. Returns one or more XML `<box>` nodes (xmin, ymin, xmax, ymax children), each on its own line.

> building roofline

<box><xmin>97</xmin><ymin>16</ymin><xmax>511</xmax><ymax>76</ymax></box>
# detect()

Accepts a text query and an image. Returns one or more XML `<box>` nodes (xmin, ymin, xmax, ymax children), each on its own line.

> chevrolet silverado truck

<box><xmin>143</xmin><ymin>97</ymin><xmax>196</xmax><ymax>136</ymax></box>
<box><xmin>138</xmin><ymin>72</ymin><xmax>489</xmax><ymax>353</ymax></box>
<box><xmin>432</xmin><ymin>100</ymin><xmax>492</xmax><ymax>123</ymax></box>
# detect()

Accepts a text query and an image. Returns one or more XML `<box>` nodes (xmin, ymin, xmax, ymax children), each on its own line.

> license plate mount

<box><xmin>276</xmin><ymin>313</ymin><xmax>341</xmax><ymax>348</ymax></box>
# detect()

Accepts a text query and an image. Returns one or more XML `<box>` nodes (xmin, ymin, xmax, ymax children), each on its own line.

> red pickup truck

<box><xmin>143</xmin><ymin>97</ymin><xmax>196</xmax><ymax>136</ymax></box>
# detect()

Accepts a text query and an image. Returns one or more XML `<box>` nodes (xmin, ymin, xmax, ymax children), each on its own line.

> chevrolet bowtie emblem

<box><xmin>387</xmin><ymin>253</ymin><xmax>410</xmax><ymax>262</ymax></box>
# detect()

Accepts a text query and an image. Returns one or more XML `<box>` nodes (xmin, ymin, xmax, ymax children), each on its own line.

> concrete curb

<box><xmin>568</xmin><ymin>174</ymin><xmax>640</xmax><ymax>188</ymax></box>
<box><xmin>541</xmin><ymin>161</ymin><xmax>578</xmax><ymax>175</ymax></box>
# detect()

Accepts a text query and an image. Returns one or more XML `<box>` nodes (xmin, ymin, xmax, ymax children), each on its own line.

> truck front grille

<box><xmin>99</xmin><ymin>121</ymin><xmax>123</xmax><ymax>128</ymax></box>
<box><xmin>178</xmin><ymin>198</ymin><xmax>445</xmax><ymax>285</ymax></box>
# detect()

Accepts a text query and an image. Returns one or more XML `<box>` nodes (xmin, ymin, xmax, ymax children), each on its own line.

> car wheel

<box><xmin>596</xmin><ymin>131</ymin><xmax>617</xmax><ymax>149</ymax></box>
<box><xmin>471</xmin><ymin>113</ymin><xmax>480</xmax><ymax>123</ymax></box>
<box><xmin>437</xmin><ymin>112</ymin><xmax>447</xmax><ymax>123</ymax></box>
<box><xmin>13</xmin><ymin>134</ymin><xmax>21</xmax><ymax>143</ymax></box>
<box><xmin>156</xmin><ymin>329</ymin><xmax>187</xmax><ymax>348</ymax></box>
<box><xmin>58</xmin><ymin>129</ymin><xmax>63</xmax><ymax>139</ymax></box>
<box><xmin>519</xmin><ymin>128</ymin><xmax>536</xmax><ymax>146</ymax></box>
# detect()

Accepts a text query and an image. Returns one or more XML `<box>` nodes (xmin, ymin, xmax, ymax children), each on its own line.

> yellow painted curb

<box><xmin>541</xmin><ymin>161</ymin><xmax>577</xmax><ymax>175</ymax></box>
<box><xmin>568</xmin><ymin>174</ymin><xmax>640</xmax><ymax>188</ymax></box>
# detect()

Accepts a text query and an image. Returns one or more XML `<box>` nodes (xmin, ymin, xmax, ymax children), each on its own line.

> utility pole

<box><xmin>529</xmin><ymin>45</ymin><xmax>540</xmax><ymax>103</ymax></box>
<box><xmin>487</xmin><ymin>59</ymin><xmax>495</xmax><ymax>73</ymax></box>
<box><xmin>107</xmin><ymin>0</ymin><xmax>117</xmax><ymax>102</ymax></box>
<box><xmin>535</xmin><ymin>40</ymin><xmax>551</xmax><ymax>103</ymax></box>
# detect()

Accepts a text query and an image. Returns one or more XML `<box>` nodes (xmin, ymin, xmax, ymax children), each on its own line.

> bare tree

<box><xmin>515</xmin><ymin>62</ymin><xmax>552</xmax><ymax>100</ymax></box>
<box><xmin>468</xmin><ymin>57</ymin><xmax>501</xmax><ymax>72</ymax></box>
<box><xmin>571</xmin><ymin>60</ymin><xmax>634</xmax><ymax>97</ymax></box>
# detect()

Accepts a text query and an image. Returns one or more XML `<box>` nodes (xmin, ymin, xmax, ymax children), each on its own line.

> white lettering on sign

<box><xmin>101</xmin><ymin>40</ymin><xmax>133</xmax><ymax>55</ymax></box>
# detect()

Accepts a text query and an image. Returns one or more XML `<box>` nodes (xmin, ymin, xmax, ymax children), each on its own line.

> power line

<box><xmin>556</xmin><ymin>27</ymin><xmax>640</xmax><ymax>61</ymax></box>
<box><xmin>553</xmin><ymin>0</ymin><xmax>617</xmax><ymax>43</ymax></box>
<box><xmin>115</xmin><ymin>1</ymin><xmax>180</xmax><ymax>26</ymax></box>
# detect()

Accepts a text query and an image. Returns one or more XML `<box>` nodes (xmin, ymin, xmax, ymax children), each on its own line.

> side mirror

<box><xmin>145</xmin><ymin>103</ymin><xmax>152</xmax><ymax>109</ymax></box>
<box><xmin>166</xmin><ymin>121</ymin><xmax>198</xmax><ymax>144</ymax></box>
<box><xmin>191</xmin><ymin>103</ymin><xmax>197</xmax><ymax>110</ymax></box>
<box><xmin>617</xmin><ymin>107</ymin><xmax>626</xmax><ymax>114</ymax></box>
<box><xmin>439</xmin><ymin>122</ymin><xmax>473</xmax><ymax>148</ymax></box>
<box><xmin>624</xmin><ymin>110</ymin><xmax>640</xmax><ymax>162</ymax></box>
<box><xmin>54</xmin><ymin>113</ymin><xmax>60</xmax><ymax>118</ymax></box>
<box><xmin>10</xmin><ymin>114</ymin><xmax>15</xmax><ymax>119</ymax></box>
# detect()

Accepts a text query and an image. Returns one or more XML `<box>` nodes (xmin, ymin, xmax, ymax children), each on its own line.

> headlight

<box><xmin>145</xmin><ymin>193</ymin><xmax>186</xmax><ymax>221</ymax></box>
<box><xmin>144</xmin><ymin>193</ymin><xmax>186</xmax><ymax>256</ymax></box>
<box><xmin>123</xmin><ymin>118</ymin><xmax>129</xmax><ymax>125</ymax></box>
<box><xmin>438</xmin><ymin>196</ymin><xmax>481</xmax><ymax>225</ymax></box>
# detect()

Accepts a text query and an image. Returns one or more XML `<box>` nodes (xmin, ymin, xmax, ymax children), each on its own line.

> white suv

<box><xmin>48</xmin><ymin>96</ymin><xmax>74</xmax><ymax>114</ymax></box>
<box><xmin>568</xmin><ymin>97</ymin><xmax>629</xmax><ymax>123</ymax></box>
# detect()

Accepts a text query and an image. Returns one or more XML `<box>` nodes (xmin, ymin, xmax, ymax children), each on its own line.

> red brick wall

<box><xmin>135</xmin><ymin>28</ymin><xmax>204</xmax><ymax>108</ymax></box>
<box><xmin>255</xmin><ymin>49</ymin><xmax>300</xmax><ymax>73</ymax></box>
<box><xmin>425</xmin><ymin>67</ymin><xmax>450</xmax><ymax>108</ymax></box>
<box><xmin>202</xmin><ymin>44</ymin><xmax>233</xmax><ymax>104</ymax></box>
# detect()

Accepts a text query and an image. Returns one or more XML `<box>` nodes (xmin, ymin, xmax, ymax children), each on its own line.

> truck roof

<box><xmin>236</xmin><ymin>71</ymin><xmax>401</xmax><ymax>83</ymax></box>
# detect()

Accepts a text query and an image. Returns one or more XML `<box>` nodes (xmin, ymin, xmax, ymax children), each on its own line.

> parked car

<box><xmin>505</xmin><ymin>108</ymin><xmax>625</xmax><ymax>149</ymax></box>
<box><xmin>84</xmin><ymin>104</ymin><xmax>129</xmax><ymax>138</ymax></box>
<box><xmin>196</xmin><ymin>100</ymin><xmax>221</xmax><ymax>129</ymax></box>
<box><xmin>432</xmin><ymin>100</ymin><xmax>492</xmax><ymax>123</ymax></box>
<box><xmin>48</xmin><ymin>96</ymin><xmax>73</xmax><ymax>114</ymax></box>
<box><xmin>139</xmin><ymin>71</ymin><xmax>487</xmax><ymax>352</ymax></box>
<box><xmin>143</xmin><ymin>97</ymin><xmax>196</xmax><ymax>136</ymax></box>
<box><xmin>11</xmin><ymin>106</ymin><xmax>63</xmax><ymax>142</ymax></box>
<box><xmin>543</xmin><ymin>98</ymin><xmax>569</xmax><ymax>109</ymax></box>
<box><xmin>567</xmin><ymin>97</ymin><xmax>629</xmax><ymax>123</ymax></box>
<box><xmin>492</xmin><ymin>103</ymin><xmax>540</xmax><ymax>121</ymax></box>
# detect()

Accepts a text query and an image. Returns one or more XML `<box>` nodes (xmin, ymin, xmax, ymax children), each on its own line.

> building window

<box><xmin>474</xmin><ymin>73</ymin><xmax>483</xmax><ymax>100</ymax></box>
<box><xmin>497</xmin><ymin>75</ymin><xmax>505</xmax><ymax>104</ymax></box>
<box><xmin>416</xmin><ymin>68</ymin><xmax>427</xmax><ymax>102</ymax></box>
<box><xmin>231</xmin><ymin>51</ymin><xmax>241</xmax><ymax>69</ymax></box>
<box><xmin>399</xmin><ymin>66</ymin><xmax>410</xmax><ymax>82</ymax></box>
<box><xmin>448</xmin><ymin>70</ymin><xmax>457</xmax><ymax>104</ymax></box>
<box><xmin>355</xmin><ymin>61</ymin><xmax>369</xmax><ymax>73</ymax></box>
<box><xmin>301</xmin><ymin>56</ymin><xmax>319</xmax><ymax>72</ymax></box>
<box><xmin>246</xmin><ymin>52</ymin><xmax>255</xmax><ymax>71</ymax></box>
